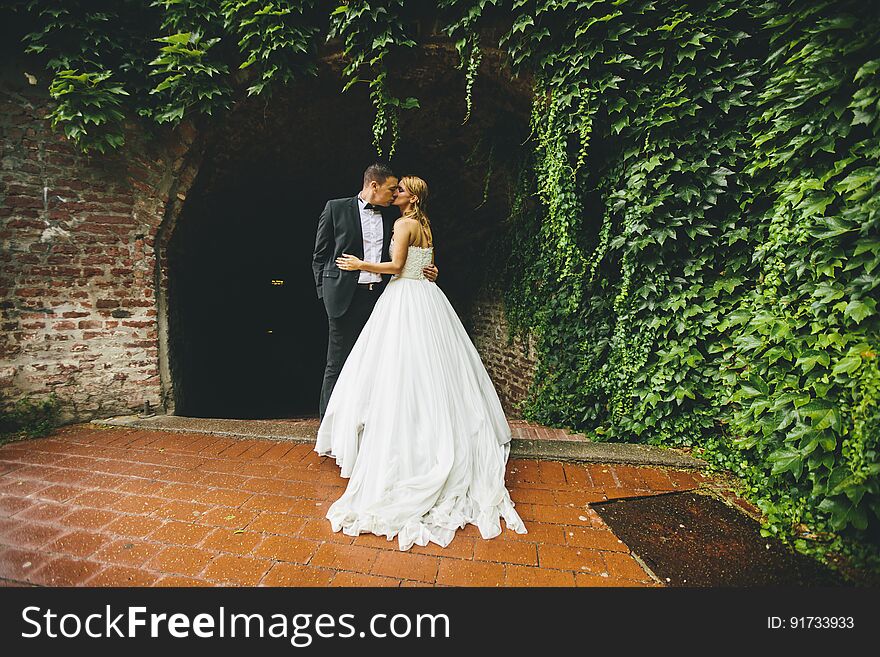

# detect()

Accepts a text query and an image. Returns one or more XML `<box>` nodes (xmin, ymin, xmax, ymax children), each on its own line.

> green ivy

<box><xmin>328</xmin><ymin>1</ymin><xmax>419</xmax><ymax>156</ymax></box>
<box><xmin>221</xmin><ymin>0</ymin><xmax>320</xmax><ymax>97</ymax></box>
<box><xmin>492</xmin><ymin>0</ymin><xmax>880</xmax><ymax>572</ymax></box>
<box><xmin>47</xmin><ymin>69</ymin><xmax>129</xmax><ymax>152</ymax></box>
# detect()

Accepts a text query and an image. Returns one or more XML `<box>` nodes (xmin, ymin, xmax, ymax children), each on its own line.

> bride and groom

<box><xmin>312</xmin><ymin>163</ymin><xmax>526</xmax><ymax>551</ymax></box>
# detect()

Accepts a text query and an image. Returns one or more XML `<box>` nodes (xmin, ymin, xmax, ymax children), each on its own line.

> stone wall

<box><xmin>467</xmin><ymin>289</ymin><xmax>538</xmax><ymax>418</ymax></box>
<box><xmin>0</xmin><ymin>74</ymin><xmax>196</xmax><ymax>423</ymax></box>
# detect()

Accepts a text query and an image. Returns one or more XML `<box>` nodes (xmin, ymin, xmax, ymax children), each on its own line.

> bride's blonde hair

<box><xmin>400</xmin><ymin>175</ymin><xmax>433</xmax><ymax>247</ymax></box>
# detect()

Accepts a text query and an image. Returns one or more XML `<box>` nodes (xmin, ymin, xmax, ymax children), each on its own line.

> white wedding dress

<box><xmin>314</xmin><ymin>241</ymin><xmax>527</xmax><ymax>551</ymax></box>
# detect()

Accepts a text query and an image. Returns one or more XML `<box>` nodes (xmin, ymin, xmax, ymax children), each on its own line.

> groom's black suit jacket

<box><xmin>313</xmin><ymin>196</ymin><xmax>399</xmax><ymax>319</ymax></box>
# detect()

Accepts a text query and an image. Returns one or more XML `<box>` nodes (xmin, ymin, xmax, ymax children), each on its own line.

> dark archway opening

<box><xmin>167</xmin><ymin>48</ymin><xmax>530</xmax><ymax>419</ymax></box>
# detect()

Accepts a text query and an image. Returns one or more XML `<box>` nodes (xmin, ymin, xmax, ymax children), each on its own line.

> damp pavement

<box><xmin>0</xmin><ymin>419</ymin><xmax>820</xmax><ymax>587</ymax></box>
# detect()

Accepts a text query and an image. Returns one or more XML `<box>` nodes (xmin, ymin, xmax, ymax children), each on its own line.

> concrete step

<box><xmin>91</xmin><ymin>414</ymin><xmax>705</xmax><ymax>470</ymax></box>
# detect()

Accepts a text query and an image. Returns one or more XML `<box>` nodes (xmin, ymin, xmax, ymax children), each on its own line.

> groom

<box><xmin>313</xmin><ymin>162</ymin><xmax>439</xmax><ymax>418</ymax></box>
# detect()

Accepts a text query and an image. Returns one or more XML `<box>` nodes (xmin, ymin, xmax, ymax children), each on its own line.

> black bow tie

<box><xmin>364</xmin><ymin>203</ymin><xmax>382</xmax><ymax>211</ymax></box>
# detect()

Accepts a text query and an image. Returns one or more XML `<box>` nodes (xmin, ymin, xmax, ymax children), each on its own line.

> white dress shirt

<box><xmin>356</xmin><ymin>195</ymin><xmax>383</xmax><ymax>284</ymax></box>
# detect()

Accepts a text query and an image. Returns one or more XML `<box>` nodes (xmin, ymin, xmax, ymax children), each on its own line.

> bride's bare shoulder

<box><xmin>393</xmin><ymin>217</ymin><xmax>419</xmax><ymax>233</ymax></box>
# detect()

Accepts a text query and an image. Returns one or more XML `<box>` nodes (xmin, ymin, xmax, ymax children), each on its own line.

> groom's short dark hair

<box><xmin>363</xmin><ymin>162</ymin><xmax>395</xmax><ymax>186</ymax></box>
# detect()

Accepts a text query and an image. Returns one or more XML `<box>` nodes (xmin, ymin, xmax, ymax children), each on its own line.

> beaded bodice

<box><xmin>391</xmin><ymin>239</ymin><xmax>434</xmax><ymax>280</ymax></box>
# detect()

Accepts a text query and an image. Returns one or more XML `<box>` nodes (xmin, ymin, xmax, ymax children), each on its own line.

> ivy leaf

<box><xmin>831</xmin><ymin>354</ymin><xmax>862</xmax><ymax>376</ymax></box>
<box><xmin>844</xmin><ymin>298</ymin><xmax>876</xmax><ymax>324</ymax></box>
<box><xmin>796</xmin><ymin>350</ymin><xmax>830</xmax><ymax>374</ymax></box>
<box><xmin>768</xmin><ymin>447</ymin><xmax>805</xmax><ymax>479</ymax></box>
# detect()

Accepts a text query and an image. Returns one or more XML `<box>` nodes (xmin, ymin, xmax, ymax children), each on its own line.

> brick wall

<box><xmin>0</xmin><ymin>73</ymin><xmax>196</xmax><ymax>423</ymax></box>
<box><xmin>467</xmin><ymin>288</ymin><xmax>538</xmax><ymax>418</ymax></box>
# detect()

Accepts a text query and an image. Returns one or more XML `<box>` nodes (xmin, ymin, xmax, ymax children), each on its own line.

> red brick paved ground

<box><xmin>0</xmin><ymin>424</ymin><xmax>719</xmax><ymax>587</ymax></box>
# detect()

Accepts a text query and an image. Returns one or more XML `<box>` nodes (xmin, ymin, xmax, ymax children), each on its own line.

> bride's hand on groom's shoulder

<box><xmin>423</xmin><ymin>263</ymin><xmax>438</xmax><ymax>282</ymax></box>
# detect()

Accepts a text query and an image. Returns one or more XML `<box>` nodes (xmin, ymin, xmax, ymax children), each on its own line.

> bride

<box><xmin>314</xmin><ymin>175</ymin><xmax>527</xmax><ymax>551</ymax></box>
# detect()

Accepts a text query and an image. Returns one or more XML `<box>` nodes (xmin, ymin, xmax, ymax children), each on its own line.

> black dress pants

<box><xmin>319</xmin><ymin>286</ymin><xmax>382</xmax><ymax>418</ymax></box>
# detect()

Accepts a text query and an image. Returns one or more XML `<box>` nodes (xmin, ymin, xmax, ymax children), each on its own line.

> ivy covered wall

<box><xmin>4</xmin><ymin>0</ymin><xmax>878</xmax><ymax>570</ymax></box>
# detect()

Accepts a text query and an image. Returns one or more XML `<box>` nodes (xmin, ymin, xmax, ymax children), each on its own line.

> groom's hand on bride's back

<box><xmin>423</xmin><ymin>263</ymin><xmax>438</xmax><ymax>282</ymax></box>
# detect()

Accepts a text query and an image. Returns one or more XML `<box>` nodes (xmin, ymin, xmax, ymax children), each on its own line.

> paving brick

<box><xmin>563</xmin><ymin>527</ymin><xmax>629</xmax><ymax>552</ymax></box>
<box><xmin>436</xmin><ymin>559</ymin><xmax>504</xmax><ymax>587</ymax></box>
<box><xmin>554</xmin><ymin>489</ymin><xmax>607</xmax><ymax>506</ymax></box>
<box><xmin>242</xmin><ymin>494</ymin><xmax>296</xmax><ymax>513</ymax></box>
<box><xmin>537</xmin><ymin>461</ymin><xmax>567</xmax><ymax>485</ymax></box>
<box><xmin>201</xmin><ymin>527</ymin><xmax>264</xmax><ymax>555</ymax></box>
<box><xmin>247</xmin><ymin>512</ymin><xmax>309</xmax><ymax>536</ymax></box>
<box><xmin>473</xmin><ymin>539</ymin><xmax>538</xmax><ymax>566</ymax></box>
<box><xmin>0</xmin><ymin>517</ymin><xmax>17</xmax><ymax>534</ymax></box>
<box><xmin>149</xmin><ymin>521</ymin><xmax>214</xmax><ymax>546</ymax></box>
<box><xmin>505</xmin><ymin>565</ymin><xmax>576</xmax><ymax>587</ymax></box>
<box><xmin>502</xmin><ymin>521</ymin><xmax>567</xmax><ymax>545</ymax></box>
<box><xmin>14</xmin><ymin>501</ymin><xmax>71</xmax><ymax>522</ymax></box>
<box><xmin>153</xmin><ymin>500</ymin><xmax>213</xmax><ymax>522</ymax></box>
<box><xmin>68</xmin><ymin>490</ymin><xmax>122</xmax><ymax>509</ymax></box>
<box><xmin>45</xmin><ymin>530</ymin><xmax>110</xmax><ymax>558</ymax></box>
<box><xmin>1</xmin><ymin>522</ymin><xmax>66</xmax><ymax>548</ymax></box>
<box><xmin>563</xmin><ymin>463</ymin><xmax>594</xmax><ymax>487</ymax></box>
<box><xmin>197</xmin><ymin>507</ymin><xmax>261</xmax><ymax>529</ymax></box>
<box><xmin>29</xmin><ymin>557</ymin><xmax>103</xmax><ymax>586</ymax></box>
<box><xmin>0</xmin><ymin>495</ymin><xmax>33</xmax><ymax>516</ymax></box>
<box><xmin>408</xmin><ymin>534</ymin><xmax>475</xmax><ymax>559</ymax></box>
<box><xmin>236</xmin><ymin>463</ymin><xmax>281</xmax><ymax>479</ymax></box>
<box><xmin>262</xmin><ymin>563</ymin><xmax>334</xmax><ymax>587</ymax></box>
<box><xmin>603</xmin><ymin>551</ymin><xmax>651</xmax><ymax>580</ymax></box>
<box><xmin>636</xmin><ymin>467</ymin><xmax>677</xmax><ymax>491</ymax></box>
<box><xmin>0</xmin><ymin>547</ymin><xmax>50</xmax><ymax>582</ymax></box>
<box><xmin>517</xmin><ymin>503</ymin><xmax>594</xmax><ymax>526</ymax></box>
<box><xmin>146</xmin><ymin>546</ymin><xmax>215</xmax><ymax>577</ymax></box>
<box><xmin>154</xmin><ymin>575</ymin><xmax>213</xmax><ymax>587</ymax></box>
<box><xmin>332</xmin><ymin>572</ymin><xmax>400</xmax><ymax>587</ymax></box>
<box><xmin>157</xmin><ymin>468</ymin><xmax>204</xmax><ymax>484</ymax></box>
<box><xmin>613</xmin><ymin>465</ymin><xmax>652</xmax><ymax>490</ymax></box>
<box><xmin>58</xmin><ymin>508</ymin><xmax>120</xmax><ymax>530</ymax></box>
<box><xmin>198</xmin><ymin>472</ymin><xmax>250</xmax><ymax>490</ymax></box>
<box><xmin>666</xmin><ymin>469</ymin><xmax>700</xmax><ymax>490</ymax></box>
<box><xmin>371</xmin><ymin>550</ymin><xmax>440</xmax><ymax>583</ymax></box>
<box><xmin>109</xmin><ymin>495</ymin><xmax>167</xmax><ymax>514</ymax></box>
<box><xmin>104</xmin><ymin>515</ymin><xmax>164</xmax><ymax>538</ymax></box>
<box><xmin>190</xmin><ymin>487</ymin><xmax>253</xmax><ymax>508</ymax></box>
<box><xmin>279</xmin><ymin>481</ymin><xmax>323</xmax><ymax>499</ymax></box>
<box><xmin>32</xmin><ymin>485</ymin><xmax>83</xmax><ymax>503</ymax></box>
<box><xmin>253</xmin><ymin>535</ymin><xmax>317</xmax><ymax>563</ymax></box>
<box><xmin>311</xmin><ymin>543</ymin><xmax>380</xmax><ymax>573</ymax></box>
<box><xmin>159</xmin><ymin>483</ymin><xmax>205</xmax><ymax>501</ymax></box>
<box><xmin>587</xmin><ymin>466</ymin><xmax>620</xmax><ymax>488</ymax></box>
<box><xmin>351</xmin><ymin>532</ymin><xmax>399</xmax><ymax>550</ymax></box>
<box><xmin>509</xmin><ymin>487</ymin><xmax>557</xmax><ymax>505</ymax></box>
<box><xmin>537</xmin><ymin>544</ymin><xmax>606</xmax><ymax>574</ymax></box>
<box><xmin>287</xmin><ymin>498</ymin><xmax>330</xmax><ymax>518</ymax></box>
<box><xmin>92</xmin><ymin>539</ymin><xmax>157</xmax><ymax>567</ymax></box>
<box><xmin>576</xmin><ymin>572</ymin><xmax>651</xmax><ymax>587</ymax></box>
<box><xmin>203</xmin><ymin>555</ymin><xmax>272</xmax><ymax>585</ymax></box>
<box><xmin>298</xmin><ymin>518</ymin><xmax>354</xmax><ymax>544</ymax></box>
<box><xmin>0</xmin><ymin>479</ymin><xmax>48</xmax><ymax>496</ymax></box>
<box><xmin>79</xmin><ymin>473</ymin><xmax>128</xmax><ymax>489</ymax></box>
<box><xmin>88</xmin><ymin>566</ymin><xmax>160</xmax><ymax>586</ymax></box>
